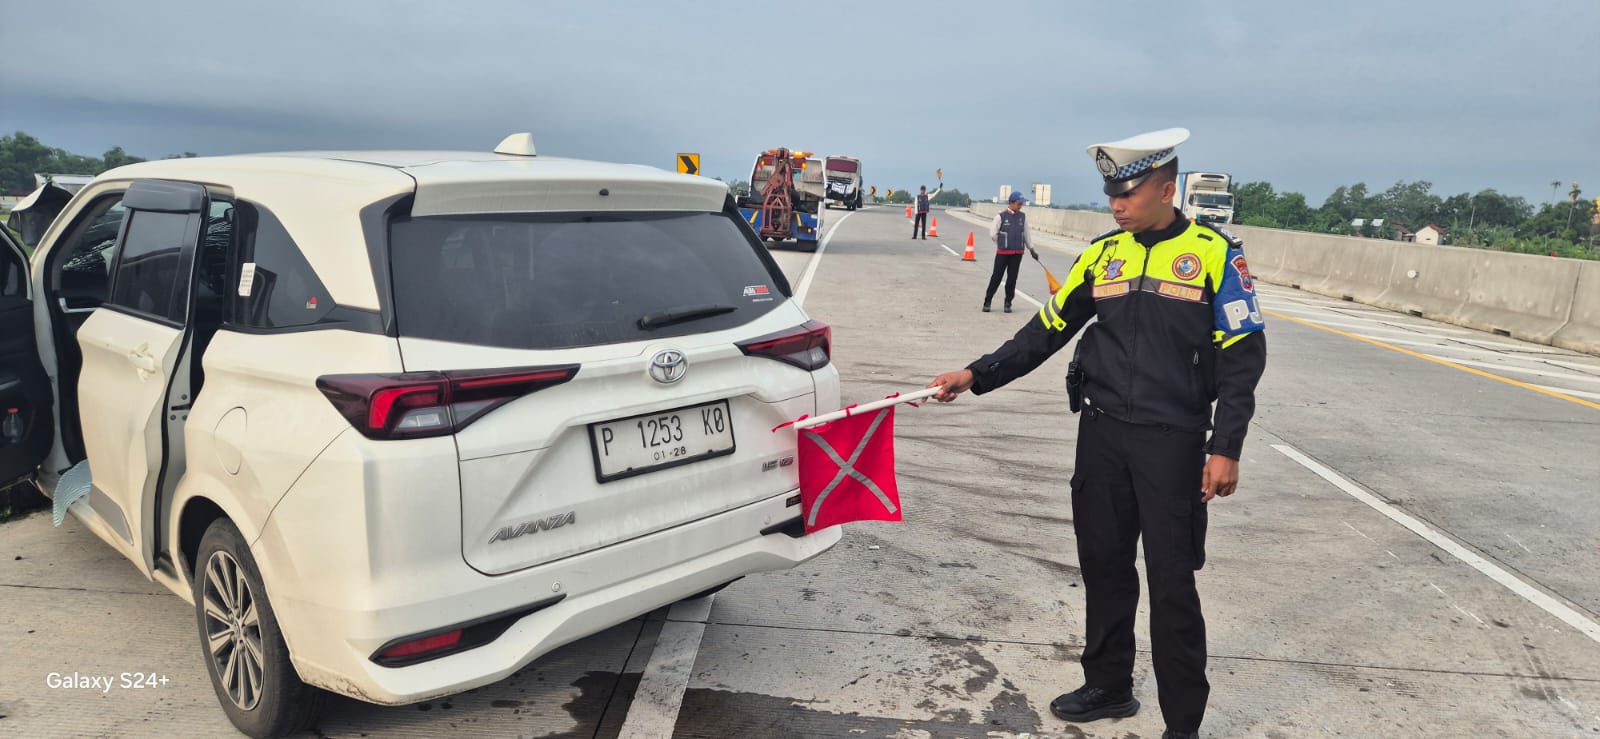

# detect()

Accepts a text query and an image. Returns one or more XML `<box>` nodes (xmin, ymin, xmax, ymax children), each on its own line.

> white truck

<box><xmin>822</xmin><ymin>156</ymin><xmax>863</xmax><ymax>210</ymax></box>
<box><xmin>1174</xmin><ymin>171</ymin><xmax>1235</xmax><ymax>225</ymax></box>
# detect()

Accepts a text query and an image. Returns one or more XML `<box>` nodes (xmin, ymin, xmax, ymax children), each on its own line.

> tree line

<box><xmin>874</xmin><ymin>187</ymin><xmax>972</xmax><ymax>207</ymax></box>
<box><xmin>1231</xmin><ymin>179</ymin><xmax>1597</xmax><ymax>259</ymax></box>
<box><xmin>0</xmin><ymin>131</ymin><xmax>201</xmax><ymax>195</ymax></box>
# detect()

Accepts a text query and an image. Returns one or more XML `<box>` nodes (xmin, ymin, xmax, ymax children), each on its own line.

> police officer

<box><xmin>912</xmin><ymin>182</ymin><xmax>942</xmax><ymax>239</ymax></box>
<box><xmin>927</xmin><ymin>128</ymin><xmax>1266</xmax><ymax>739</ymax></box>
<box><xmin>985</xmin><ymin>190</ymin><xmax>1036</xmax><ymax>313</ymax></box>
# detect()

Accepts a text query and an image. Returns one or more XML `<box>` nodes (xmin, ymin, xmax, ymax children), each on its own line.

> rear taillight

<box><xmin>738</xmin><ymin>320</ymin><xmax>831</xmax><ymax>371</ymax></box>
<box><xmin>377</xmin><ymin>630</ymin><xmax>462</xmax><ymax>662</ymax></box>
<box><xmin>316</xmin><ymin>365</ymin><xmax>579</xmax><ymax>440</ymax></box>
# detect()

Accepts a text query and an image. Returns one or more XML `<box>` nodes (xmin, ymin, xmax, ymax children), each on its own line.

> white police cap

<box><xmin>1087</xmin><ymin>128</ymin><xmax>1190</xmax><ymax>196</ymax></box>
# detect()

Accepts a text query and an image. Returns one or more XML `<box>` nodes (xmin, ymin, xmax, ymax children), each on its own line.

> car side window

<box><xmin>54</xmin><ymin>197</ymin><xmax>128</xmax><ymax>310</ymax></box>
<box><xmin>107</xmin><ymin>209</ymin><xmax>197</xmax><ymax>324</ymax></box>
<box><xmin>230</xmin><ymin>201</ymin><xmax>334</xmax><ymax>329</ymax></box>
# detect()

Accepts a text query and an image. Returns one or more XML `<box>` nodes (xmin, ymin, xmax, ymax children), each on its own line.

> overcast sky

<box><xmin>3</xmin><ymin>0</ymin><xmax>1596</xmax><ymax>207</ymax></box>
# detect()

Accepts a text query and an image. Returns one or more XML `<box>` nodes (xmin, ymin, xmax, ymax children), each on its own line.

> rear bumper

<box><xmin>256</xmin><ymin>440</ymin><xmax>839</xmax><ymax>704</ymax></box>
<box><xmin>737</xmin><ymin>208</ymin><xmax>821</xmax><ymax>240</ymax></box>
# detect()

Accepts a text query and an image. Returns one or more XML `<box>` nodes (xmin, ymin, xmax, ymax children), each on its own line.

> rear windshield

<box><xmin>388</xmin><ymin>211</ymin><xmax>788</xmax><ymax>350</ymax></box>
<box><xmin>825</xmin><ymin>160</ymin><xmax>859</xmax><ymax>173</ymax></box>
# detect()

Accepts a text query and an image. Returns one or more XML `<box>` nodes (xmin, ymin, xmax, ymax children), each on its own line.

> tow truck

<box><xmin>738</xmin><ymin>148</ymin><xmax>824</xmax><ymax>249</ymax></box>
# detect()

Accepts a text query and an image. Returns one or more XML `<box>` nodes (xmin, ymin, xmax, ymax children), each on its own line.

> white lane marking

<box><xmin>1538</xmin><ymin>358</ymin><xmax>1600</xmax><ymax>376</ymax></box>
<box><xmin>1342</xmin><ymin>520</ymin><xmax>1375</xmax><ymax>541</ymax></box>
<box><xmin>941</xmin><ymin>235</ymin><xmax>1045</xmax><ymax>308</ymax></box>
<box><xmin>794</xmin><ymin>211</ymin><xmax>857</xmax><ymax>307</ymax></box>
<box><xmin>1451</xmin><ymin>338</ymin><xmax>1576</xmax><ymax>355</ymax></box>
<box><xmin>942</xmin><ymin>210</ymin><xmax>1086</xmax><ymax>255</ymax></box>
<box><xmin>1533</xmin><ymin>385</ymin><xmax>1600</xmax><ymax>401</ymax></box>
<box><xmin>617</xmin><ymin>595</ymin><xmax>716</xmax><ymax>739</ymax></box>
<box><xmin>1273</xmin><ymin>444</ymin><xmax>1600</xmax><ymax>646</ymax></box>
<box><xmin>1440</xmin><ymin>358</ymin><xmax>1600</xmax><ymax>385</ymax></box>
<box><xmin>938</xmin><ymin>242</ymin><xmax>959</xmax><ymax>257</ymax></box>
<box><xmin>1453</xmin><ymin>603</ymin><xmax>1487</xmax><ymax>626</ymax></box>
<box><xmin>1269</xmin><ymin>313</ymin><xmax>1474</xmax><ymax>338</ymax></box>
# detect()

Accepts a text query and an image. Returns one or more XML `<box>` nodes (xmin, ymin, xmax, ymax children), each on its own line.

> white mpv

<box><xmin>0</xmin><ymin>134</ymin><xmax>841</xmax><ymax>737</ymax></box>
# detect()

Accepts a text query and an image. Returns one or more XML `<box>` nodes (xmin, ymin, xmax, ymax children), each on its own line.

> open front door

<box><xmin>0</xmin><ymin>227</ymin><xmax>53</xmax><ymax>487</ymax></box>
<box><xmin>74</xmin><ymin>180</ymin><xmax>207</xmax><ymax>574</ymax></box>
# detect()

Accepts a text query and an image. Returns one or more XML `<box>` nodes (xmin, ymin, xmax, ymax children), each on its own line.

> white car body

<box><xmin>0</xmin><ymin>136</ymin><xmax>841</xmax><ymax>730</ymax></box>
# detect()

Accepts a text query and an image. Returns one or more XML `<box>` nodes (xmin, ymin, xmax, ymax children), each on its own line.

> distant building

<box><xmin>1416</xmin><ymin>224</ymin><xmax>1448</xmax><ymax>245</ymax></box>
<box><xmin>999</xmin><ymin>185</ymin><xmax>1012</xmax><ymax>202</ymax></box>
<box><xmin>1031</xmin><ymin>183</ymin><xmax>1052</xmax><ymax>207</ymax></box>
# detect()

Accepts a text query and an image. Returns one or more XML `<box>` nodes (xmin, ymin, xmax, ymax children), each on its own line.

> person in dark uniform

<box><xmin>985</xmin><ymin>190</ymin><xmax>1036</xmax><ymax>313</ymax></box>
<box><xmin>912</xmin><ymin>183</ymin><xmax>942</xmax><ymax>239</ymax></box>
<box><xmin>926</xmin><ymin>128</ymin><xmax>1267</xmax><ymax>739</ymax></box>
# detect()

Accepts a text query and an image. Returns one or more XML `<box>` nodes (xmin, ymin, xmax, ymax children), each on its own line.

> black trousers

<box><xmin>984</xmin><ymin>253</ymin><xmax>1023</xmax><ymax>305</ymax></box>
<box><xmin>913</xmin><ymin>212</ymin><xmax>928</xmax><ymax>237</ymax></box>
<box><xmin>1072</xmin><ymin>409</ymin><xmax>1210</xmax><ymax>732</ymax></box>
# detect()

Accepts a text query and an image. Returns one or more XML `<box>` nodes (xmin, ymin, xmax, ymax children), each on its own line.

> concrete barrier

<box><xmin>1373</xmin><ymin>245</ymin><xmax>1474</xmax><ymax>324</ymax></box>
<box><xmin>957</xmin><ymin>204</ymin><xmax>1598</xmax><ymax>356</ymax></box>
<box><xmin>1554</xmin><ymin>261</ymin><xmax>1600</xmax><ymax>354</ymax></box>
<box><xmin>1456</xmin><ymin>251</ymin><xmax>1580</xmax><ymax>344</ymax></box>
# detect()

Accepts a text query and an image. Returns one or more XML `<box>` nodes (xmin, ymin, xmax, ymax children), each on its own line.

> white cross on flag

<box><xmin>778</xmin><ymin>388</ymin><xmax>935</xmax><ymax>534</ymax></box>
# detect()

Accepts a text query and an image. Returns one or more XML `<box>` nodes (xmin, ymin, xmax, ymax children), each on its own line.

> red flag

<box><xmin>797</xmin><ymin>407</ymin><xmax>902</xmax><ymax>534</ymax></box>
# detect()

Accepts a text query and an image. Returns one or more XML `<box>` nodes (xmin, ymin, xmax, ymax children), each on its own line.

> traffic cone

<box><xmin>928</xmin><ymin>217</ymin><xmax>938</xmax><ymax>237</ymax></box>
<box><xmin>905</xmin><ymin>204</ymin><xmax>912</xmax><ymax>218</ymax></box>
<box><xmin>962</xmin><ymin>232</ymin><xmax>976</xmax><ymax>261</ymax></box>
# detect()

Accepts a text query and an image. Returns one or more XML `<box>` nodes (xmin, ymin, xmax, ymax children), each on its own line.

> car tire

<box><xmin>193</xmin><ymin>519</ymin><xmax>328</xmax><ymax>738</ymax></box>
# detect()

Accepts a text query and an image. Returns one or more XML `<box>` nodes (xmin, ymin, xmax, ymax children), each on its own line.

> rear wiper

<box><xmin>638</xmin><ymin>304</ymin><xmax>737</xmax><ymax>330</ymax></box>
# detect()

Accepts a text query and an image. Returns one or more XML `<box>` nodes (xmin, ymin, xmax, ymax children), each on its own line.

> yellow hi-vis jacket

<box><xmin>968</xmin><ymin>211</ymin><xmax>1267</xmax><ymax>458</ymax></box>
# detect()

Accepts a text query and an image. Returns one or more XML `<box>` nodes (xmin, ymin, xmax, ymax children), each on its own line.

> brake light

<box><xmin>738</xmin><ymin>320</ymin><xmax>831</xmax><ymax>371</ymax></box>
<box><xmin>316</xmin><ymin>365</ymin><xmax>579</xmax><ymax>440</ymax></box>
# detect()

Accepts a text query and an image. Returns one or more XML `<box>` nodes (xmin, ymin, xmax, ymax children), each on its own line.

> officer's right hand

<box><xmin>928</xmin><ymin>369</ymin><xmax>976</xmax><ymax>402</ymax></box>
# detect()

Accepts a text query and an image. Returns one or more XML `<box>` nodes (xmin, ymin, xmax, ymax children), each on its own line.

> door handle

<box><xmin>128</xmin><ymin>346</ymin><xmax>159</xmax><ymax>374</ymax></box>
<box><xmin>58</xmin><ymin>297</ymin><xmax>98</xmax><ymax>315</ymax></box>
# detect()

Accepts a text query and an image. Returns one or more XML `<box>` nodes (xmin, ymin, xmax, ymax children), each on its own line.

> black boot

<box><xmin>1162</xmin><ymin>731</ymin><xmax>1201</xmax><ymax>739</ymax></box>
<box><xmin>1050</xmin><ymin>685</ymin><xmax>1140</xmax><ymax>723</ymax></box>
<box><xmin>982</xmin><ymin>302</ymin><xmax>992</xmax><ymax>313</ymax></box>
<box><xmin>1004</xmin><ymin>303</ymin><xmax>1013</xmax><ymax>313</ymax></box>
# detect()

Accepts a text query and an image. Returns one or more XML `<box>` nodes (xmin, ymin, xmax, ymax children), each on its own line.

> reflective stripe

<box><xmin>1153</xmin><ymin>280</ymin><xmax>1204</xmax><ymax>302</ymax></box>
<box><xmin>1093</xmin><ymin>282</ymin><xmax>1132</xmax><ymax>299</ymax></box>
<box><xmin>1219</xmin><ymin>332</ymin><xmax>1250</xmax><ymax>350</ymax></box>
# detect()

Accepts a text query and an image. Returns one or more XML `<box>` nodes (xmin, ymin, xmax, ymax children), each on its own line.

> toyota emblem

<box><xmin>649</xmin><ymin>350</ymin><xmax>688</xmax><ymax>384</ymax></box>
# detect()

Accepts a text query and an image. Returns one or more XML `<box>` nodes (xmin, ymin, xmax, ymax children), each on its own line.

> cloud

<box><xmin>2</xmin><ymin>0</ymin><xmax>1595</xmax><ymax>204</ymax></box>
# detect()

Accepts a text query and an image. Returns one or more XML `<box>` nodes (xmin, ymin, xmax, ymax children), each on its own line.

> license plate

<box><xmin>589</xmin><ymin>400</ymin><xmax>736</xmax><ymax>482</ymax></box>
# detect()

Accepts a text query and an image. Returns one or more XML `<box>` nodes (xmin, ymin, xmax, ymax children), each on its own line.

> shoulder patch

<box><xmin>1196</xmin><ymin>222</ymin><xmax>1243</xmax><ymax>248</ymax></box>
<box><xmin>1091</xmin><ymin>227</ymin><xmax>1125</xmax><ymax>244</ymax></box>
